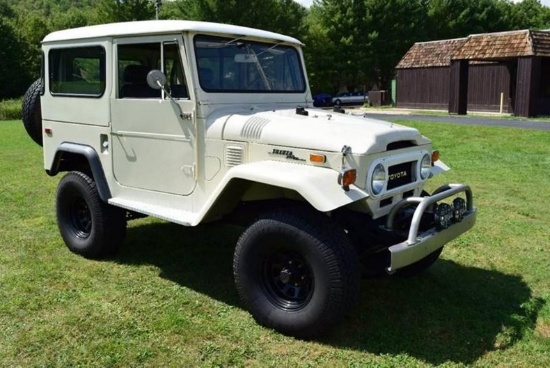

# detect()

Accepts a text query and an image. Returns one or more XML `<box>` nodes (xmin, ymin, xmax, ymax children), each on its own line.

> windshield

<box><xmin>194</xmin><ymin>35</ymin><xmax>306</xmax><ymax>93</ymax></box>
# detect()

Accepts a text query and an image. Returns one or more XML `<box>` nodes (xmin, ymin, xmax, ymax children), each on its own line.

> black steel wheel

<box><xmin>233</xmin><ymin>208</ymin><xmax>360</xmax><ymax>339</ymax></box>
<box><xmin>56</xmin><ymin>171</ymin><xmax>126</xmax><ymax>259</ymax></box>
<box><xmin>263</xmin><ymin>249</ymin><xmax>314</xmax><ymax>311</ymax></box>
<box><xmin>66</xmin><ymin>196</ymin><xmax>93</xmax><ymax>240</ymax></box>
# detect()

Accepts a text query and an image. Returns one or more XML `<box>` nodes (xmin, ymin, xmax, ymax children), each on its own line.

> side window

<box><xmin>118</xmin><ymin>42</ymin><xmax>188</xmax><ymax>99</ymax></box>
<box><xmin>49</xmin><ymin>46</ymin><xmax>105</xmax><ymax>96</ymax></box>
<box><xmin>164</xmin><ymin>42</ymin><xmax>188</xmax><ymax>98</ymax></box>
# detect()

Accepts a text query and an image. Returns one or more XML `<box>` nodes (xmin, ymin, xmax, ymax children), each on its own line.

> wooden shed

<box><xmin>396</xmin><ymin>30</ymin><xmax>550</xmax><ymax>117</ymax></box>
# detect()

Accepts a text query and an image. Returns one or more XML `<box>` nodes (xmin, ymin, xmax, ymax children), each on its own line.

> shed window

<box><xmin>49</xmin><ymin>46</ymin><xmax>105</xmax><ymax>97</ymax></box>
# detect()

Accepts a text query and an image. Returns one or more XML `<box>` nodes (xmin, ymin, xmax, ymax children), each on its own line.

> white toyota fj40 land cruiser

<box><xmin>22</xmin><ymin>20</ymin><xmax>476</xmax><ymax>338</ymax></box>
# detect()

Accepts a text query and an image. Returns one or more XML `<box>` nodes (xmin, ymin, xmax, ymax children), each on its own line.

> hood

<box><xmin>209</xmin><ymin>108</ymin><xmax>429</xmax><ymax>154</ymax></box>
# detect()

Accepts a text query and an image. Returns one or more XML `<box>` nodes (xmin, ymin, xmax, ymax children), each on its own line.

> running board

<box><xmin>108</xmin><ymin>198</ymin><xmax>196</xmax><ymax>226</ymax></box>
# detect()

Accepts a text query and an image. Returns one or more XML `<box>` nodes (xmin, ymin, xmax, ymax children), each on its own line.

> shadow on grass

<box><xmin>115</xmin><ymin>220</ymin><xmax>543</xmax><ymax>366</ymax></box>
<box><xmin>114</xmin><ymin>220</ymin><xmax>242</xmax><ymax>307</ymax></box>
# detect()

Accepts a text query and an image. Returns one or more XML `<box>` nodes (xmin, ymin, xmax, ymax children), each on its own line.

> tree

<box><xmin>312</xmin><ymin>0</ymin><xmax>371</xmax><ymax>92</ymax></box>
<box><xmin>311</xmin><ymin>0</ymin><xmax>429</xmax><ymax>91</ymax></box>
<box><xmin>364</xmin><ymin>0</ymin><xmax>430</xmax><ymax>90</ymax></box>
<box><xmin>302</xmin><ymin>4</ymin><xmax>340</xmax><ymax>93</ymax></box>
<box><xmin>0</xmin><ymin>17</ymin><xmax>31</xmax><ymax>98</ymax></box>
<box><xmin>427</xmin><ymin>0</ymin><xmax>511</xmax><ymax>39</ymax></box>
<box><xmin>175</xmin><ymin>0</ymin><xmax>306</xmax><ymax>39</ymax></box>
<box><xmin>96</xmin><ymin>0</ymin><xmax>156</xmax><ymax>23</ymax></box>
<box><xmin>509</xmin><ymin>0</ymin><xmax>550</xmax><ymax>29</ymax></box>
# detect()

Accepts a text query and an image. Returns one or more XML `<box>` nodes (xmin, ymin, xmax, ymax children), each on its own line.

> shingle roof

<box><xmin>452</xmin><ymin>30</ymin><xmax>532</xmax><ymax>60</ymax></box>
<box><xmin>397</xmin><ymin>30</ymin><xmax>550</xmax><ymax>68</ymax></box>
<box><xmin>396</xmin><ymin>38</ymin><xmax>466</xmax><ymax>68</ymax></box>
<box><xmin>531</xmin><ymin>30</ymin><xmax>550</xmax><ymax>57</ymax></box>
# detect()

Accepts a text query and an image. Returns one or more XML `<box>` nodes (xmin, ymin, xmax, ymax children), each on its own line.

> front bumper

<box><xmin>384</xmin><ymin>184</ymin><xmax>476</xmax><ymax>272</ymax></box>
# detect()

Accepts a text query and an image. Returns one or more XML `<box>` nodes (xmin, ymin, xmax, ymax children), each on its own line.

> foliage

<box><xmin>365</xmin><ymin>0</ymin><xmax>430</xmax><ymax>90</ymax></box>
<box><xmin>2</xmin><ymin>0</ymin><xmax>550</xmax><ymax>98</ymax></box>
<box><xmin>509</xmin><ymin>0</ymin><xmax>550</xmax><ymax>29</ymax></box>
<box><xmin>0</xmin><ymin>17</ymin><xmax>31</xmax><ymax>99</ymax></box>
<box><xmin>427</xmin><ymin>0</ymin><xmax>511</xmax><ymax>40</ymax></box>
<box><xmin>96</xmin><ymin>0</ymin><xmax>155</xmax><ymax>23</ymax></box>
<box><xmin>0</xmin><ymin>98</ymin><xmax>22</xmax><ymax>120</ymax></box>
<box><xmin>1</xmin><ymin>119</ymin><xmax>549</xmax><ymax>366</ymax></box>
<box><xmin>175</xmin><ymin>0</ymin><xmax>306</xmax><ymax>39</ymax></box>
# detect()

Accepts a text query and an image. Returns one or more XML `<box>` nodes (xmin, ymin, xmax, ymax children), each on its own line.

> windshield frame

<box><xmin>193</xmin><ymin>34</ymin><xmax>306</xmax><ymax>94</ymax></box>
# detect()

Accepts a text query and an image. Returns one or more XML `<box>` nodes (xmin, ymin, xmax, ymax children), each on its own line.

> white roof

<box><xmin>42</xmin><ymin>20</ymin><xmax>302</xmax><ymax>45</ymax></box>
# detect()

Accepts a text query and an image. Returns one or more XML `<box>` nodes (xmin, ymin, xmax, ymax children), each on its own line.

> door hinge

<box><xmin>181</xmin><ymin>112</ymin><xmax>193</xmax><ymax>120</ymax></box>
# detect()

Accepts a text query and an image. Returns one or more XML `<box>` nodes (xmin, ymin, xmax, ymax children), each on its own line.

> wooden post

<box><xmin>449</xmin><ymin>60</ymin><xmax>469</xmax><ymax>115</ymax></box>
<box><xmin>515</xmin><ymin>57</ymin><xmax>541</xmax><ymax>117</ymax></box>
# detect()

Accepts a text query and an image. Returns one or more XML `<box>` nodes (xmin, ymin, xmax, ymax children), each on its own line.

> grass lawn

<box><xmin>1</xmin><ymin>119</ymin><xmax>549</xmax><ymax>367</ymax></box>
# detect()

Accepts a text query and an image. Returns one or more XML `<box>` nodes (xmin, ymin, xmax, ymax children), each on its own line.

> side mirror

<box><xmin>146</xmin><ymin>69</ymin><xmax>166</xmax><ymax>90</ymax></box>
<box><xmin>146</xmin><ymin>69</ymin><xmax>189</xmax><ymax>121</ymax></box>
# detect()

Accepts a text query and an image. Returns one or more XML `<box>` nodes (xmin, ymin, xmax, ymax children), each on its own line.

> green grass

<box><xmin>0</xmin><ymin>99</ymin><xmax>22</xmax><ymax>120</ymax></box>
<box><xmin>1</xmin><ymin>120</ymin><xmax>549</xmax><ymax>367</ymax></box>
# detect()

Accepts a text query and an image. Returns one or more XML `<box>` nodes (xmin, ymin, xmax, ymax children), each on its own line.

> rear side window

<box><xmin>49</xmin><ymin>46</ymin><xmax>105</xmax><ymax>97</ymax></box>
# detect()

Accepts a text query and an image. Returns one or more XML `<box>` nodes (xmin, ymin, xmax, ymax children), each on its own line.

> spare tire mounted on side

<box><xmin>21</xmin><ymin>78</ymin><xmax>43</xmax><ymax>146</ymax></box>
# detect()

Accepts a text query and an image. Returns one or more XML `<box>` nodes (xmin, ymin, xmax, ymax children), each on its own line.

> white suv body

<box><xmin>31</xmin><ymin>20</ymin><xmax>476</xmax><ymax>338</ymax></box>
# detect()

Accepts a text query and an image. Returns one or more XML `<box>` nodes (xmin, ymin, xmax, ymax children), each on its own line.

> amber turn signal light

<box><xmin>309</xmin><ymin>154</ymin><xmax>326</xmax><ymax>163</ymax></box>
<box><xmin>338</xmin><ymin>168</ymin><xmax>357</xmax><ymax>191</ymax></box>
<box><xmin>432</xmin><ymin>150</ymin><xmax>440</xmax><ymax>163</ymax></box>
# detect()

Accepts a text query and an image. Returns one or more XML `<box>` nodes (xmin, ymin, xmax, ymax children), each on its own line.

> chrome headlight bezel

<box><xmin>420</xmin><ymin>154</ymin><xmax>431</xmax><ymax>180</ymax></box>
<box><xmin>370</xmin><ymin>163</ymin><xmax>386</xmax><ymax>195</ymax></box>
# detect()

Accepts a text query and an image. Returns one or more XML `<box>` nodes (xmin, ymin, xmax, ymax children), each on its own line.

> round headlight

<box><xmin>420</xmin><ymin>154</ymin><xmax>431</xmax><ymax>180</ymax></box>
<box><xmin>371</xmin><ymin>164</ymin><xmax>386</xmax><ymax>195</ymax></box>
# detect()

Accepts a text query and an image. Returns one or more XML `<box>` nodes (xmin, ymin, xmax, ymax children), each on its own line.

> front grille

<box><xmin>387</xmin><ymin>161</ymin><xmax>414</xmax><ymax>190</ymax></box>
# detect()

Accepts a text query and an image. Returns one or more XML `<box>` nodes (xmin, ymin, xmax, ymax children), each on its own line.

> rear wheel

<box><xmin>334</xmin><ymin>99</ymin><xmax>342</xmax><ymax>106</ymax></box>
<box><xmin>56</xmin><ymin>171</ymin><xmax>126</xmax><ymax>259</ymax></box>
<box><xmin>233</xmin><ymin>209</ymin><xmax>359</xmax><ymax>338</ymax></box>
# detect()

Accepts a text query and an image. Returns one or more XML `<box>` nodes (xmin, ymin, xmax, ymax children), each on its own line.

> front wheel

<box><xmin>233</xmin><ymin>209</ymin><xmax>360</xmax><ymax>339</ymax></box>
<box><xmin>56</xmin><ymin>171</ymin><xmax>127</xmax><ymax>259</ymax></box>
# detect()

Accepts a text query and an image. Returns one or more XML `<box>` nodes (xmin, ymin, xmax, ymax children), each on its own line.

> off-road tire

<box><xmin>21</xmin><ymin>79</ymin><xmax>43</xmax><ymax>146</ymax></box>
<box><xmin>233</xmin><ymin>209</ymin><xmax>360</xmax><ymax>339</ymax></box>
<box><xmin>56</xmin><ymin>171</ymin><xmax>126</xmax><ymax>259</ymax></box>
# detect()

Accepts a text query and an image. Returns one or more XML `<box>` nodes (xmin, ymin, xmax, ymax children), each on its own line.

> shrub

<box><xmin>0</xmin><ymin>98</ymin><xmax>22</xmax><ymax>120</ymax></box>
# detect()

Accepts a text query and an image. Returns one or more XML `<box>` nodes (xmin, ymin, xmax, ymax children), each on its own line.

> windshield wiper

<box><xmin>256</xmin><ymin>42</ymin><xmax>283</xmax><ymax>57</ymax></box>
<box><xmin>246</xmin><ymin>44</ymin><xmax>272</xmax><ymax>90</ymax></box>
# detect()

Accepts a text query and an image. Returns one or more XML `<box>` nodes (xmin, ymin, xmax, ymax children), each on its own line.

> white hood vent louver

<box><xmin>241</xmin><ymin>117</ymin><xmax>270</xmax><ymax>140</ymax></box>
<box><xmin>225</xmin><ymin>145</ymin><xmax>244</xmax><ymax>167</ymax></box>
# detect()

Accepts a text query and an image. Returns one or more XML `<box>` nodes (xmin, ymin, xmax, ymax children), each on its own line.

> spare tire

<box><xmin>21</xmin><ymin>79</ymin><xmax>43</xmax><ymax>146</ymax></box>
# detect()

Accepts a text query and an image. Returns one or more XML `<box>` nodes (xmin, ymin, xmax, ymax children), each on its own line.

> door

<box><xmin>111</xmin><ymin>36</ymin><xmax>196</xmax><ymax>196</ymax></box>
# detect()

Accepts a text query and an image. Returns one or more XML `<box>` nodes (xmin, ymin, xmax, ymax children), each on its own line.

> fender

<box><xmin>196</xmin><ymin>161</ymin><xmax>369</xmax><ymax>223</ymax></box>
<box><xmin>46</xmin><ymin>142</ymin><xmax>111</xmax><ymax>202</ymax></box>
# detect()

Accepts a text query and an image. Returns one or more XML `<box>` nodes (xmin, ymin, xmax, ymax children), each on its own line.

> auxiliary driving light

<box><xmin>452</xmin><ymin>197</ymin><xmax>467</xmax><ymax>222</ymax></box>
<box><xmin>435</xmin><ymin>203</ymin><xmax>453</xmax><ymax>230</ymax></box>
